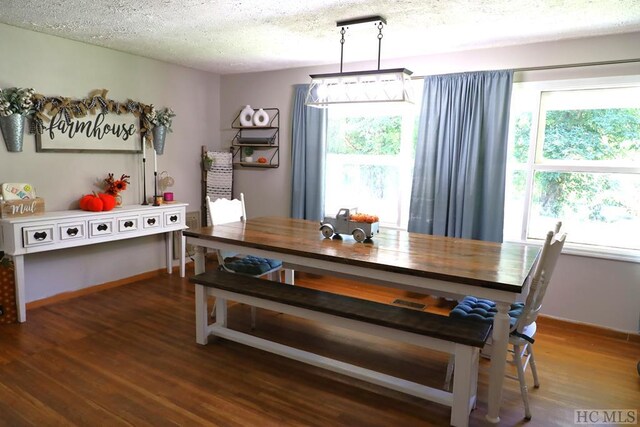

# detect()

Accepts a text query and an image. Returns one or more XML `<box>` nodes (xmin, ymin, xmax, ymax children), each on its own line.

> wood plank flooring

<box><xmin>0</xmin><ymin>267</ymin><xmax>638</xmax><ymax>426</ymax></box>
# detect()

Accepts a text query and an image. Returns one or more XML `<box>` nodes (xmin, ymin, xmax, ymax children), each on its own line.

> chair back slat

<box><xmin>515</xmin><ymin>222</ymin><xmax>566</xmax><ymax>333</ymax></box>
<box><xmin>206</xmin><ymin>193</ymin><xmax>247</xmax><ymax>262</ymax></box>
<box><xmin>206</xmin><ymin>193</ymin><xmax>246</xmax><ymax>225</ymax></box>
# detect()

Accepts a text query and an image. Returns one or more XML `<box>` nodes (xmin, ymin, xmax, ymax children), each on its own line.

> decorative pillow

<box><xmin>449</xmin><ymin>296</ymin><xmax>524</xmax><ymax>327</ymax></box>
<box><xmin>222</xmin><ymin>255</ymin><xmax>282</xmax><ymax>276</ymax></box>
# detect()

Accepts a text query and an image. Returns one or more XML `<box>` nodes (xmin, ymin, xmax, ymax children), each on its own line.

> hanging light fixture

<box><xmin>305</xmin><ymin>16</ymin><xmax>414</xmax><ymax>107</ymax></box>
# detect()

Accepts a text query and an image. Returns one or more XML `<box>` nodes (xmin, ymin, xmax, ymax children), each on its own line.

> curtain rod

<box><xmin>410</xmin><ymin>57</ymin><xmax>640</xmax><ymax>79</ymax></box>
<box><xmin>514</xmin><ymin>57</ymin><xmax>640</xmax><ymax>72</ymax></box>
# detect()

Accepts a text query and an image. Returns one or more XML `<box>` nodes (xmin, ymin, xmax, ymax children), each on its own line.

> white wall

<box><xmin>220</xmin><ymin>32</ymin><xmax>640</xmax><ymax>333</ymax></box>
<box><xmin>0</xmin><ymin>23</ymin><xmax>220</xmax><ymax>301</ymax></box>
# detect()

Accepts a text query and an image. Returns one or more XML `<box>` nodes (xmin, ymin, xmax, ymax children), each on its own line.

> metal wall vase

<box><xmin>152</xmin><ymin>125</ymin><xmax>167</xmax><ymax>155</ymax></box>
<box><xmin>0</xmin><ymin>114</ymin><xmax>25</xmax><ymax>152</ymax></box>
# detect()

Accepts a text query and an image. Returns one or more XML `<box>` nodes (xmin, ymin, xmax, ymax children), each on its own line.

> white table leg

<box><xmin>284</xmin><ymin>268</ymin><xmax>295</xmax><ymax>285</ymax></box>
<box><xmin>13</xmin><ymin>255</ymin><xmax>26</xmax><ymax>323</ymax></box>
<box><xmin>179</xmin><ymin>231</ymin><xmax>186</xmax><ymax>278</ymax></box>
<box><xmin>165</xmin><ymin>232</ymin><xmax>173</xmax><ymax>274</ymax></box>
<box><xmin>486</xmin><ymin>301</ymin><xmax>510</xmax><ymax>423</ymax></box>
<box><xmin>194</xmin><ymin>245</ymin><xmax>205</xmax><ymax>275</ymax></box>
<box><xmin>194</xmin><ymin>245</ymin><xmax>208</xmax><ymax>344</ymax></box>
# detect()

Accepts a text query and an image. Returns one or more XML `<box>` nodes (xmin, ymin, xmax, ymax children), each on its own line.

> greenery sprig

<box><xmin>148</xmin><ymin>106</ymin><xmax>176</xmax><ymax>132</ymax></box>
<box><xmin>0</xmin><ymin>87</ymin><xmax>35</xmax><ymax>117</ymax></box>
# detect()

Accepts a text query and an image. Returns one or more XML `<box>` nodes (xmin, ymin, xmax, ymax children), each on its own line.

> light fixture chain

<box><xmin>339</xmin><ymin>27</ymin><xmax>346</xmax><ymax>73</ymax></box>
<box><xmin>377</xmin><ymin>21</ymin><xmax>384</xmax><ymax>71</ymax></box>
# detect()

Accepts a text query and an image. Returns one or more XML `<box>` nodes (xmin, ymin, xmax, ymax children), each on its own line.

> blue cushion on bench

<box><xmin>223</xmin><ymin>255</ymin><xmax>282</xmax><ymax>276</ymax></box>
<box><xmin>449</xmin><ymin>296</ymin><xmax>524</xmax><ymax>327</ymax></box>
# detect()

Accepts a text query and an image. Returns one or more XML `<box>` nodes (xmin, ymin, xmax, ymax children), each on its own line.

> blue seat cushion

<box><xmin>449</xmin><ymin>296</ymin><xmax>524</xmax><ymax>327</ymax></box>
<box><xmin>222</xmin><ymin>255</ymin><xmax>282</xmax><ymax>276</ymax></box>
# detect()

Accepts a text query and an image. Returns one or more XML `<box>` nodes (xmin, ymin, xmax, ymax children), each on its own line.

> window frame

<box><xmin>323</xmin><ymin>81</ymin><xmax>423</xmax><ymax>230</ymax></box>
<box><xmin>505</xmin><ymin>75</ymin><xmax>640</xmax><ymax>263</ymax></box>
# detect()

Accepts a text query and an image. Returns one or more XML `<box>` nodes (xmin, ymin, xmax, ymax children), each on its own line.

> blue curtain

<box><xmin>408</xmin><ymin>70</ymin><xmax>513</xmax><ymax>242</ymax></box>
<box><xmin>290</xmin><ymin>84</ymin><xmax>327</xmax><ymax>221</ymax></box>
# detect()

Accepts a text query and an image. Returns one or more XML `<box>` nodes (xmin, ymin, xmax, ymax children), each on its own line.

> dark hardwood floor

<box><xmin>0</xmin><ymin>267</ymin><xmax>638</xmax><ymax>426</ymax></box>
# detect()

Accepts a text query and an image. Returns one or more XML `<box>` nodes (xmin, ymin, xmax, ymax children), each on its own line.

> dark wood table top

<box><xmin>183</xmin><ymin>217</ymin><xmax>540</xmax><ymax>293</ymax></box>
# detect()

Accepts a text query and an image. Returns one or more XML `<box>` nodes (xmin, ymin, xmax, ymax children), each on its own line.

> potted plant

<box><xmin>0</xmin><ymin>87</ymin><xmax>35</xmax><ymax>152</ymax></box>
<box><xmin>243</xmin><ymin>147</ymin><xmax>254</xmax><ymax>162</ymax></box>
<box><xmin>147</xmin><ymin>106</ymin><xmax>175</xmax><ymax>155</ymax></box>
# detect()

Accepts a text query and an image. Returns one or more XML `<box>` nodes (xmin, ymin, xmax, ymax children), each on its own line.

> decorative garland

<box><xmin>25</xmin><ymin>89</ymin><xmax>166</xmax><ymax>144</ymax></box>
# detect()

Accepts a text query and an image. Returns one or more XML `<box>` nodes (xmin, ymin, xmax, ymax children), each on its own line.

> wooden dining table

<box><xmin>183</xmin><ymin>216</ymin><xmax>540</xmax><ymax>424</ymax></box>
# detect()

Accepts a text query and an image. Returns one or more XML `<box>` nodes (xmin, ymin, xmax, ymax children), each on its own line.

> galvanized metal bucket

<box><xmin>0</xmin><ymin>114</ymin><xmax>25</xmax><ymax>153</ymax></box>
<box><xmin>152</xmin><ymin>125</ymin><xmax>166</xmax><ymax>155</ymax></box>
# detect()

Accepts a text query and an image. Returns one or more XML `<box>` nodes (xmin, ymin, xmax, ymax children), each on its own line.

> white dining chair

<box><xmin>445</xmin><ymin>222</ymin><xmax>566</xmax><ymax>420</ymax></box>
<box><xmin>206</xmin><ymin>194</ymin><xmax>283</xmax><ymax>327</ymax></box>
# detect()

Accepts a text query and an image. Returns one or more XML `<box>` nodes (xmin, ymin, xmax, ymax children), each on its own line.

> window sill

<box><xmin>504</xmin><ymin>239</ymin><xmax>640</xmax><ymax>264</ymax></box>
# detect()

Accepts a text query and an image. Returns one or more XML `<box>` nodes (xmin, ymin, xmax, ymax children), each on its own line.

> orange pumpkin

<box><xmin>79</xmin><ymin>192</ymin><xmax>103</xmax><ymax>212</ymax></box>
<box><xmin>98</xmin><ymin>193</ymin><xmax>117</xmax><ymax>211</ymax></box>
<box><xmin>257</xmin><ymin>157</ymin><xmax>268</xmax><ymax>164</ymax></box>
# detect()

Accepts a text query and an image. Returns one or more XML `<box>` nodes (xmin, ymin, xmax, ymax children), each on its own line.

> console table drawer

<box><xmin>164</xmin><ymin>211</ymin><xmax>183</xmax><ymax>227</ymax></box>
<box><xmin>89</xmin><ymin>219</ymin><xmax>114</xmax><ymax>237</ymax></box>
<box><xmin>118</xmin><ymin>216</ymin><xmax>139</xmax><ymax>232</ymax></box>
<box><xmin>59</xmin><ymin>222</ymin><xmax>86</xmax><ymax>241</ymax></box>
<box><xmin>23</xmin><ymin>225</ymin><xmax>55</xmax><ymax>247</ymax></box>
<box><xmin>142</xmin><ymin>214</ymin><xmax>161</xmax><ymax>229</ymax></box>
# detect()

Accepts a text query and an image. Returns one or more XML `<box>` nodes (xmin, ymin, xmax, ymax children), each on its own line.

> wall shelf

<box><xmin>234</xmin><ymin>162</ymin><xmax>279</xmax><ymax>169</ymax></box>
<box><xmin>230</xmin><ymin>108</ymin><xmax>279</xmax><ymax>168</ymax></box>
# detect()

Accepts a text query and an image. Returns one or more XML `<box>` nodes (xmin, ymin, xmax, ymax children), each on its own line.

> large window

<box><xmin>505</xmin><ymin>78</ymin><xmax>640</xmax><ymax>255</ymax></box>
<box><xmin>324</xmin><ymin>87</ymin><xmax>422</xmax><ymax>229</ymax></box>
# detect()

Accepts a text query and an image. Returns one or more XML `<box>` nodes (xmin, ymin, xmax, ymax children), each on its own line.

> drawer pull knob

<box><xmin>124</xmin><ymin>221</ymin><xmax>134</xmax><ymax>228</ymax></box>
<box><xmin>169</xmin><ymin>215</ymin><xmax>178</xmax><ymax>222</ymax></box>
<box><xmin>34</xmin><ymin>231</ymin><xmax>48</xmax><ymax>241</ymax></box>
<box><xmin>97</xmin><ymin>224</ymin><xmax>108</xmax><ymax>232</ymax></box>
<box><xmin>67</xmin><ymin>228</ymin><xmax>79</xmax><ymax>236</ymax></box>
<box><xmin>147</xmin><ymin>218</ymin><xmax>156</xmax><ymax>225</ymax></box>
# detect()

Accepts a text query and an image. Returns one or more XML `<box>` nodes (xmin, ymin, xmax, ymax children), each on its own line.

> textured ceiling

<box><xmin>1</xmin><ymin>0</ymin><xmax>639</xmax><ymax>74</ymax></box>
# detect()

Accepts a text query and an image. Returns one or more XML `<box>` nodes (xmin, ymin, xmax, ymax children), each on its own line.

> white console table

<box><xmin>0</xmin><ymin>203</ymin><xmax>188</xmax><ymax>322</ymax></box>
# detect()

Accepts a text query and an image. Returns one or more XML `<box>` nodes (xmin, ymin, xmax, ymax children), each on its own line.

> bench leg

<box><xmin>451</xmin><ymin>345</ymin><xmax>479</xmax><ymax>427</ymax></box>
<box><xmin>215</xmin><ymin>296</ymin><xmax>227</xmax><ymax>328</ymax></box>
<box><xmin>195</xmin><ymin>284</ymin><xmax>209</xmax><ymax>345</ymax></box>
<box><xmin>194</xmin><ymin>246</ymin><xmax>210</xmax><ymax>345</ymax></box>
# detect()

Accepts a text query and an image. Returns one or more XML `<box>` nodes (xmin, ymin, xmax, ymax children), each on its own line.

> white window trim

<box><xmin>507</xmin><ymin>75</ymin><xmax>640</xmax><ymax>263</ymax></box>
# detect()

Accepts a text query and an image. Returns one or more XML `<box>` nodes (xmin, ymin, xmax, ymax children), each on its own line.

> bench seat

<box><xmin>190</xmin><ymin>270</ymin><xmax>491</xmax><ymax>427</ymax></box>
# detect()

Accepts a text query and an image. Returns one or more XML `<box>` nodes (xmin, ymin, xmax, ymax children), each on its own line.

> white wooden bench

<box><xmin>191</xmin><ymin>270</ymin><xmax>491</xmax><ymax>427</ymax></box>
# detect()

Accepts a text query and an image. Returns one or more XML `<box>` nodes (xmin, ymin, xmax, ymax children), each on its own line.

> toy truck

<box><xmin>320</xmin><ymin>208</ymin><xmax>379</xmax><ymax>242</ymax></box>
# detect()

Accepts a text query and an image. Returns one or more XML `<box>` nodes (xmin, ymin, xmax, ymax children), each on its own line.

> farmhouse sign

<box><xmin>36</xmin><ymin>111</ymin><xmax>141</xmax><ymax>153</ymax></box>
<box><xmin>30</xmin><ymin>89</ymin><xmax>152</xmax><ymax>153</ymax></box>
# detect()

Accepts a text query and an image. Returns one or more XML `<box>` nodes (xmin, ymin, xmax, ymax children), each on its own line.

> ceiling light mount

<box><xmin>305</xmin><ymin>15</ymin><xmax>414</xmax><ymax>107</ymax></box>
<box><xmin>335</xmin><ymin>16</ymin><xmax>387</xmax><ymax>28</ymax></box>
